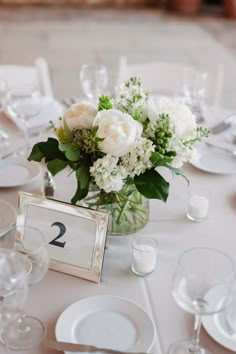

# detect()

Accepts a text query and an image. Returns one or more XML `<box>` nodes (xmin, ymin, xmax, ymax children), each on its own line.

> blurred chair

<box><xmin>0</xmin><ymin>57</ymin><xmax>54</xmax><ymax>98</ymax></box>
<box><xmin>118</xmin><ymin>56</ymin><xmax>224</xmax><ymax>107</ymax></box>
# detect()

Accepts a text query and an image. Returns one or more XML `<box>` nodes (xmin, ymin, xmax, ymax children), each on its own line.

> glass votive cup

<box><xmin>131</xmin><ymin>236</ymin><xmax>158</xmax><ymax>276</ymax></box>
<box><xmin>186</xmin><ymin>188</ymin><xmax>210</xmax><ymax>222</ymax></box>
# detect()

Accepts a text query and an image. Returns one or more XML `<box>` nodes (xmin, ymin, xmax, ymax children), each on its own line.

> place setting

<box><xmin>0</xmin><ymin>78</ymin><xmax>64</xmax><ymax>189</ymax></box>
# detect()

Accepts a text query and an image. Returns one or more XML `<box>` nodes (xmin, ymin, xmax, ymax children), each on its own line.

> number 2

<box><xmin>49</xmin><ymin>222</ymin><xmax>66</xmax><ymax>248</ymax></box>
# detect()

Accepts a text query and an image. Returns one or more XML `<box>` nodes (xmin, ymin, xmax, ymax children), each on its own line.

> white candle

<box><xmin>131</xmin><ymin>237</ymin><xmax>158</xmax><ymax>276</ymax></box>
<box><xmin>188</xmin><ymin>194</ymin><xmax>209</xmax><ymax>221</ymax></box>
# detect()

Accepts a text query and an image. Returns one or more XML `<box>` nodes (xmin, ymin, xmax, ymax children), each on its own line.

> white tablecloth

<box><xmin>1</xmin><ymin>106</ymin><xmax>236</xmax><ymax>354</ymax></box>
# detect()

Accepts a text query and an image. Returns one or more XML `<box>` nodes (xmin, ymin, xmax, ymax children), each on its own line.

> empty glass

<box><xmin>181</xmin><ymin>67</ymin><xmax>208</xmax><ymax>124</ymax></box>
<box><xmin>1</xmin><ymin>225</ymin><xmax>50</xmax><ymax>350</ymax></box>
<box><xmin>80</xmin><ymin>64</ymin><xmax>108</xmax><ymax>102</ymax></box>
<box><xmin>169</xmin><ymin>247</ymin><xmax>235</xmax><ymax>354</ymax></box>
<box><xmin>0</xmin><ymin>200</ymin><xmax>17</xmax><ymax>248</ymax></box>
<box><xmin>7</xmin><ymin>85</ymin><xmax>42</xmax><ymax>154</ymax></box>
<box><xmin>0</xmin><ymin>248</ymin><xmax>29</xmax><ymax>331</ymax></box>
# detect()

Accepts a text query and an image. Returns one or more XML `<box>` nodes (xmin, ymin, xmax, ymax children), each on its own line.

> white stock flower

<box><xmin>121</xmin><ymin>138</ymin><xmax>155</xmax><ymax>177</ymax></box>
<box><xmin>90</xmin><ymin>155</ymin><xmax>127</xmax><ymax>193</ymax></box>
<box><xmin>63</xmin><ymin>101</ymin><xmax>97</xmax><ymax>134</ymax></box>
<box><xmin>148</xmin><ymin>97</ymin><xmax>197</xmax><ymax>140</ymax></box>
<box><xmin>93</xmin><ymin>109</ymin><xmax>143</xmax><ymax>157</ymax></box>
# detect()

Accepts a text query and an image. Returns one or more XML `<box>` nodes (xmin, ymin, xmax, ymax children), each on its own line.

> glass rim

<box><xmin>80</xmin><ymin>63</ymin><xmax>107</xmax><ymax>71</ymax></box>
<box><xmin>7</xmin><ymin>84</ymin><xmax>40</xmax><ymax>96</ymax></box>
<box><xmin>9</xmin><ymin>225</ymin><xmax>46</xmax><ymax>255</ymax></box>
<box><xmin>0</xmin><ymin>199</ymin><xmax>17</xmax><ymax>229</ymax></box>
<box><xmin>132</xmin><ymin>236</ymin><xmax>158</xmax><ymax>252</ymax></box>
<box><xmin>177</xmin><ymin>246</ymin><xmax>235</xmax><ymax>276</ymax></box>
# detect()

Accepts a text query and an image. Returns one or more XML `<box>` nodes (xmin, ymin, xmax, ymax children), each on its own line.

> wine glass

<box><xmin>0</xmin><ymin>200</ymin><xmax>17</xmax><ymax>249</ymax></box>
<box><xmin>1</xmin><ymin>225</ymin><xmax>50</xmax><ymax>350</ymax></box>
<box><xmin>169</xmin><ymin>247</ymin><xmax>235</xmax><ymax>354</ymax></box>
<box><xmin>0</xmin><ymin>248</ymin><xmax>29</xmax><ymax>331</ymax></box>
<box><xmin>0</xmin><ymin>79</ymin><xmax>10</xmax><ymax>151</ymax></box>
<box><xmin>181</xmin><ymin>67</ymin><xmax>208</xmax><ymax>124</ymax></box>
<box><xmin>7</xmin><ymin>85</ymin><xmax>42</xmax><ymax>154</ymax></box>
<box><xmin>80</xmin><ymin>63</ymin><xmax>108</xmax><ymax>102</ymax></box>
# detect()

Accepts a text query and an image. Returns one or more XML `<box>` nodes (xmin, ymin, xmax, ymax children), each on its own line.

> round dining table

<box><xmin>0</xmin><ymin>105</ymin><xmax>236</xmax><ymax>354</ymax></box>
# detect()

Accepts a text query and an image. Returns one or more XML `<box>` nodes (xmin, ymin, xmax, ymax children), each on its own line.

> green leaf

<box><xmin>71</xmin><ymin>164</ymin><xmax>90</xmax><ymax>204</ymax></box>
<box><xmin>47</xmin><ymin>159</ymin><xmax>68</xmax><ymax>176</ymax></box>
<box><xmin>98</xmin><ymin>95</ymin><xmax>112</xmax><ymax>111</ymax></box>
<box><xmin>134</xmin><ymin>169</ymin><xmax>169</xmax><ymax>201</ymax></box>
<box><xmin>28</xmin><ymin>144</ymin><xmax>44</xmax><ymax>162</ymax></box>
<box><xmin>150</xmin><ymin>151</ymin><xmax>172</xmax><ymax>167</ymax></box>
<box><xmin>59</xmin><ymin>143</ymin><xmax>80</xmax><ymax>162</ymax></box>
<box><xmin>76</xmin><ymin>164</ymin><xmax>90</xmax><ymax>190</ymax></box>
<box><xmin>164</xmin><ymin>164</ymin><xmax>189</xmax><ymax>185</ymax></box>
<box><xmin>28</xmin><ymin>138</ymin><xmax>66</xmax><ymax>163</ymax></box>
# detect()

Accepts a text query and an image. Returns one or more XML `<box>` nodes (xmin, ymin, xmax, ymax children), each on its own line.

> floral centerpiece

<box><xmin>29</xmin><ymin>77</ymin><xmax>208</xmax><ymax>235</ymax></box>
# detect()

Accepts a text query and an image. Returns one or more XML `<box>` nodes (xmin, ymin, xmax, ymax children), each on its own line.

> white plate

<box><xmin>55</xmin><ymin>295</ymin><xmax>156</xmax><ymax>354</ymax></box>
<box><xmin>0</xmin><ymin>158</ymin><xmax>41</xmax><ymax>188</ymax></box>
<box><xmin>190</xmin><ymin>143</ymin><xmax>236</xmax><ymax>175</ymax></box>
<box><xmin>4</xmin><ymin>96</ymin><xmax>64</xmax><ymax>135</ymax></box>
<box><xmin>202</xmin><ymin>287</ymin><xmax>236</xmax><ymax>352</ymax></box>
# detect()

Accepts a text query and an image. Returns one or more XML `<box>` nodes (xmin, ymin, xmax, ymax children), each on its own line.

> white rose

<box><xmin>63</xmin><ymin>101</ymin><xmax>97</xmax><ymax>134</ymax></box>
<box><xmin>147</xmin><ymin>97</ymin><xmax>197</xmax><ymax>140</ymax></box>
<box><xmin>93</xmin><ymin>109</ymin><xmax>143</xmax><ymax>157</ymax></box>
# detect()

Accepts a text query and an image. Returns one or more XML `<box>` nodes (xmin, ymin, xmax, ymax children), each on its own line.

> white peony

<box><xmin>148</xmin><ymin>97</ymin><xmax>197</xmax><ymax>140</ymax></box>
<box><xmin>63</xmin><ymin>101</ymin><xmax>97</xmax><ymax>134</ymax></box>
<box><xmin>93</xmin><ymin>109</ymin><xmax>143</xmax><ymax>157</ymax></box>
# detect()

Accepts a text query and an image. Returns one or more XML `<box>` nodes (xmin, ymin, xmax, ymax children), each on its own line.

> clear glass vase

<box><xmin>80</xmin><ymin>184</ymin><xmax>149</xmax><ymax>236</ymax></box>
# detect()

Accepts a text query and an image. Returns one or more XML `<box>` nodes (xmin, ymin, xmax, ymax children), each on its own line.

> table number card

<box><xmin>18</xmin><ymin>192</ymin><xmax>109</xmax><ymax>283</ymax></box>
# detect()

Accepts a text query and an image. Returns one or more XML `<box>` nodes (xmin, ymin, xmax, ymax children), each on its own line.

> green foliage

<box><xmin>59</xmin><ymin>143</ymin><xmax>80</xmax><ymax>162</ymax></box>
<box><xmin>47</xmin><ymin>159</ymin><xmax>68</xmax><ymax>176</ymax></box>
<box><xmin>73</xmin><ymin>126</ymin><xmax>104</xmax><ymax>154</ymax></box>
<box><xmin>153</xmin><ymin>113</ymin><xmax>174</xmax><ymax>155</ymax></box>
<box><xmin>125</xmin><ymin>77</ymin><xmax>141</xmax><ymax>88</ymax></box>
<box><xmin>134</xmin><ymin>169</ymin><xmax>169</xmax><ymax>201</ymax></box>
<box><xmin>150</xmin><ymin>151</ymin><xmax>172</xmax><ymax>166</ymax></box>
<box><xmin>164</xmin><ymin>164</ymin><xmax>189</xmax><ymax>185</ymax></box>
<box><xmin>98</xmin><ymin>95</ymin><xmax>112</xmax><ymax>111</ymax></box>
<box><xmin>71</xmin><ymin>164</ymin><xmax>90</xmax><ymax>204</ymax></box>
<box><xmin>183</xmin><ymin>126</ymin><xmax>210</xmax><ymax>147</ymax></box>
<box><xmin>28</xmin><ymin>138</ymin><xmax>66</xmax><ymax>163</ymax></box>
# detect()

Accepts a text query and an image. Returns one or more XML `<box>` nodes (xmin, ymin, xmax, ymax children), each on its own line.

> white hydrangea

<box><xmin>121</xmin><ymin>138</ymin><xmax>155</xmax><ymax>177</ymax></box>
<box><xmin>90</xmin><ymin>155</ymin><xmax>127</xmax><ymax>193</ymax></box>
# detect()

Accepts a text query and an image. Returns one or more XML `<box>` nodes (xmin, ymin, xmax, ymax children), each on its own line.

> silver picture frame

<box><xmin>18</xmin><ymin>192</ymin><xmax>109</xmax><ymax>283</ymax></box>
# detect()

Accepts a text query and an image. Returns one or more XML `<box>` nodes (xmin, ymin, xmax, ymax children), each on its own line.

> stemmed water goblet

<box><xmin>6</xmin><ymin>85</ymin><xmax>42</xmax><ymax>155</ymax></box>
<box><xmin>169</xmin><ymin>247</ymin><xmax>235</xmax><ymax>354</ymax></box>
<box><xmin>80</xmin><ymin>63</ymin><xmax>108</xmax><ymax>102</ymax></box>
<box><xmin>1</xmin><ymin>225</ymin><xmax>50</xmax><ymax>350</ymax></box>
